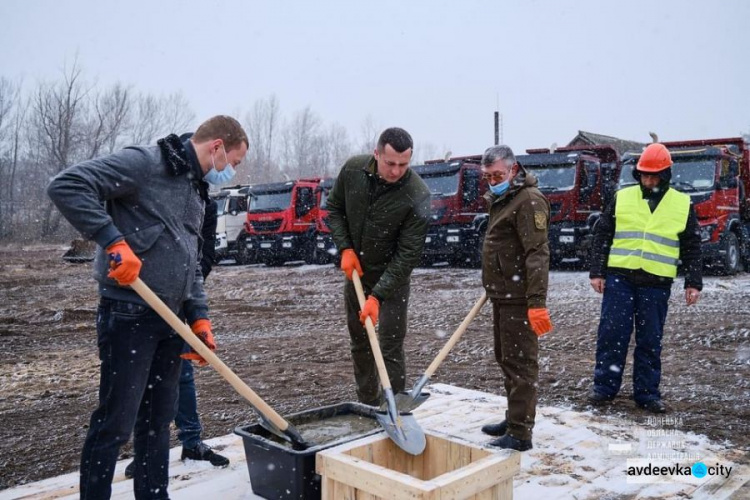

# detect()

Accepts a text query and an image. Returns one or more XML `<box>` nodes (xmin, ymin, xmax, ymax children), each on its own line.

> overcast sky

<box><xmin>1</xmin><ymin>0</ymin><xmax>748</xmax><ymax>158</ymax></box>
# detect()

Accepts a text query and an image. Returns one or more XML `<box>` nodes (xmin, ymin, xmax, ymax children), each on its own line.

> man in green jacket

<box><xmin>478</xmin><ymin>145</ymin><xmax>553</xmax><ymax>451</ymax></box>
<box><xmin>326</xmin><ymin>127</ymin><xmax>431</xmax><ymax>406</ymax></box>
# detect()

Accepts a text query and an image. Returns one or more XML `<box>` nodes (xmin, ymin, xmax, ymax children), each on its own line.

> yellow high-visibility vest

<box><xmin>608</xmin><ymin>186</ymin><xmax>690</xmax><ymax>278</ymax></box>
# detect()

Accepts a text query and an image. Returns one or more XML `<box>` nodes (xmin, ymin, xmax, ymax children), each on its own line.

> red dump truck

<box><xmin>617</xmin><ymin>137</ymin><xmax>750</xmax><ymax>274</ymax></box>
<box><xmin>517</xmin><ymin>145</ymin><xmax>622</xmax><ymax>267</ymax></box>
<box><xmin>244</xmin><ymin>178</ymin><xmax>322</xmax><ymax>266</ymax></box>
<box><xmin>412</xmin><ymin>158</ymin><xmax>487</xmax><ymax>267</ymax></box>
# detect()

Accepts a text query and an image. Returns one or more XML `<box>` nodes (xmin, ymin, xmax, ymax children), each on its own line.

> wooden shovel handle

<box><xmin>424</xmin><ymin>292</ymin><xmax>487</xmax><ymax>377</ymax></box>
<box><xmin>130</xmin><ymin>278</ymin><xmax>290</xmax><ymax>432</ymax></box>
<box><xmin>351</xmin><ymin>273</ymin><xmax>392</xmax><ymax>391</ymax></box>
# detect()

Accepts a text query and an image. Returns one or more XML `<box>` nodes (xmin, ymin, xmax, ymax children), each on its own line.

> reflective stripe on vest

<box><xmin>608</xmin><ymin>186</ymin><xmax>690</xmax><ymax>278</ymax></box>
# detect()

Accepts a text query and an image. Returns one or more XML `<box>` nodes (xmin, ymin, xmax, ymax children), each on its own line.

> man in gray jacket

<box><xmin>47</xmin><ymin>116</ymin><xmax>248</xmax><ymax>500</ymax></box>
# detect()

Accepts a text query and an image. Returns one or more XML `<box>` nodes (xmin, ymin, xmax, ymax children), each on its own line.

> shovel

<box><xmin>351</xmin><ymin>273</ymin><xmax>426</xmax><ymax>455</ymax></box>
<box><xmin>130</xmin><ymin>278</ymin><xmax>310</xmax><ymax>450</ymax></box>
<box><xmin>395</xmin><ymin>291</ymin><xmax>488</xmax><ymax>412</ymax></box>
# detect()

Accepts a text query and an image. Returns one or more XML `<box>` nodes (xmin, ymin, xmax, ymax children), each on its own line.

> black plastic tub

<box><xmin>234</xmin><ymin>402</ymin><xmax>381</xmax><ymax>500</ymax></box>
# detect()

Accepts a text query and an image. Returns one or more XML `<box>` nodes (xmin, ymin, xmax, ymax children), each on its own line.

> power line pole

<box><xmin>494</xmin><ymin>111</ymin><xmax>499</xmax><ymax>146</ymax></box>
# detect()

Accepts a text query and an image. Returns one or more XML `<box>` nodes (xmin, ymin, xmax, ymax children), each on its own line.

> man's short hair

<box><xmin>193</xmin><ymin>115</ymin><xmax>249</xmax><ymax>150</ymax></box>
<box><xmin>377</xmin><ymin>127</ymin><xmax>413</xmax><ymax>153</ymax></box>
<box><xmin>481</xmin><ymin>145</ymin><xmax>516</xmax><ymax>168</ymax></box>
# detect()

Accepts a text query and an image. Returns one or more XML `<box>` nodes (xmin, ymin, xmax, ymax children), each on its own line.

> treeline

<box><xmin>0</xmin><ymin>62</ymin><xmax>443</xmax><ymax>243</ymax></box>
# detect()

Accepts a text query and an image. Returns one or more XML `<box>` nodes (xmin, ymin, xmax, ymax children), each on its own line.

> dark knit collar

<box><xmin>157</xmin><ymin>133</ymin><xmax>209</xmax><ymax>202</ymax></box>
<box><xmin>157</xmin><ymin>134</ymin><xmax>192</xmax><ymax>177</ymax></box>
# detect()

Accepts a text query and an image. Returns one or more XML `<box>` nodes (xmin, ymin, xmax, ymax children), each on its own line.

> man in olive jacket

<box><xmin>478</xmin><ymin>145</ymin><xmax>553</xmax><ymax>451</ymax></box>
<box><xmin>327</xmin><ymin>127</ymin><xmax>431</xmax><ymax>406</ymax></box>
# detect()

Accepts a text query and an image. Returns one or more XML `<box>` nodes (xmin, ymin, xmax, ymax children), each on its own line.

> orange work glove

<box><xmin>528</xmin><ymin>308</ymin><xmax>553</xmax><ymax>337</ymax></box>
<box><xmin>180</xmin><ymin>319</ymin><xmax>216</xmax><ymax>366</ymax></box>
<box><xmin>359</xmin><ymin>296</ymin><xmax>380</xmax><ymax>327</ymax></box>
<box><xmin>340</xmin><ymin>248</ymin><xmax>364</xmax><ymax>280</ymax></box>
<box><xmin>106</xmin><ymin>240</ymin><xmax>142</xmax><ymax>286</ymax></box>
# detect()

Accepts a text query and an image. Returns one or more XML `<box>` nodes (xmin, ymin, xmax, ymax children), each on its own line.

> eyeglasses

<box><xmin>481</xmin><ymin>170</ymin><xmax>511</xmax><ymax>183</ymax></box>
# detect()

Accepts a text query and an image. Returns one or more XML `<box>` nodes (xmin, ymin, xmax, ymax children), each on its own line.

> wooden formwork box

<box><xmin>315</xmin><ymin>431</ymin><xmax>520</xmax><ymax>499</ymax></box>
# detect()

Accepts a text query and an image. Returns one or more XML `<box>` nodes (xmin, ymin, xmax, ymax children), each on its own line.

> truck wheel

<box><xmin>235</xmin><ymin>235</ymin><xmax>251</xmax><ymax>265</ymax></box>
<box><xmin>719</xmin><ymin>232</ymin><xmax>740</xmax><ymax>275</ymax></box>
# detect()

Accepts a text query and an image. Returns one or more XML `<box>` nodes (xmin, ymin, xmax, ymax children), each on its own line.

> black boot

<box><xmin>481</xmin><ymin>420</ymin><xmax>508</xmax><ymax>437</ymax></box>
<box><xmin>587</xmin><ymin>388</ymin><xmax>614</xmax><ymax>406</ymax></box>
<box><xmin>181</xmin><ymin>442</ymin><xmax>230</xmax><ymax>467</ymax></box>
<box><xmin>637</xmin><ymin>399</ymin><xmax>666</xmax><ymax>414</ymax></box>
<box><xmin>124</xmin><ymin>460</ymin><xmax>135</xmax><ymax>479</ymax></box>
<box><xmin>488</xmin><ymin>434</ymin><xmax>533</xmax><ymax>451</ymax></box>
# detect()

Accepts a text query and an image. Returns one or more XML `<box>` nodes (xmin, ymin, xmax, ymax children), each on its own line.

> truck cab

<box><xmin>245</xmin><ymin>178</ymin><xmax>322</xmax><ymax>266</ymax></box>
<box><xmin>212</xmin><ymin>185</ymin><xmax>253</xmax><ymax>264</ymax></box>
<box><xmin>618</xmin><ymin>138</ymin><xmax>750</xmax><ymax>274</ymax></box>
<box><xmin>412</xmin><ymin>158</ymin><xmax>486</xmax><ymax>267</ymax></box>
<box><xmin>519</xmin><ymin>145</ymin><xmax>621</xmax><ymax>266</ymax></box>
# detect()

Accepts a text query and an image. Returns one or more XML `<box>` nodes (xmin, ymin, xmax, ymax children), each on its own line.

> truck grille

<box><xmin>251</xmin><ymin>219</ymin><xmax>283</xmax><ymax>232</ymax></box>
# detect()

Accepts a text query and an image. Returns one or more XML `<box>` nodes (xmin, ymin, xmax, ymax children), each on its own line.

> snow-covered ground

<box><xmin>2</xmin><ymin>384</ymin><xmax>747</xmax><ymax>499</ymax></box>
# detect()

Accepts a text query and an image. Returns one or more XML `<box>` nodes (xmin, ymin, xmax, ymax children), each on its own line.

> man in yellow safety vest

<box><xmin>587</xmin><ymin>143</ymin><xmax>702</xmax><ymax>413</ymax></box>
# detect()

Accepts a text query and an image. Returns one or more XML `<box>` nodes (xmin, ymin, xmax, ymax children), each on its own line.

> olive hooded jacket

<box><xmin>327</xmin><ymin>154</ymin><xmax>431</xmax><ymax>301</ymax></box>
<box><xmin>481</xmin><ymin>171</ymin><xmax>550</xmax><ymax>308</ymax></box>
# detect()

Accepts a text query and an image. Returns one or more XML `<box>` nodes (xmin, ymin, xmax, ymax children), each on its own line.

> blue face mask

<box><xmin>204</xmin><ymin>144</ymin><xmax>236</xmax><ymax>185</ymax></box>
<box><xmin>489</xmin><ymin>180</ymin><xmax>510</xmax><ymax>196</ymax></box>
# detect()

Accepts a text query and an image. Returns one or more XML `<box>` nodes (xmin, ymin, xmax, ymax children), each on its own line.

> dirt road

<box><xmin>0</xmin><ymin>245</ymin><xmax>748</xmax><ymax>489</ymax></box>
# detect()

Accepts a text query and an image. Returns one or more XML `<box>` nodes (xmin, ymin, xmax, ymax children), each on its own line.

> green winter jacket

<box><xmin>327</xmin><ymin>154</ymin><xmax>431</xmax><ymax>301</ymax></box>
<box><xmin>481</xmin><ymin>171</ymin><xmax>550</xmax><ymax>307</ymax></box>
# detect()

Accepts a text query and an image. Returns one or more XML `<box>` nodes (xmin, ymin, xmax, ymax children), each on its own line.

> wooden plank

<box><xmin>320</xmin><ymin>476</ymin><xmax>335</xmax><ymax>500</ymax></box>
<box><xmin>470</xmin><ymin>445</ymin><xmax>490</xmax><ymax>462</ymax></box>
<box><xmin>319</xmin><ymin>452</ymin><xmax>431</xmax><ymax>499</ymax></box>
<box><xmin>424</xmin><ymin>434</ymin><xmax>450</xmax><ymax>479</ymax></box>
<box><xmin>430</xmin><ymin>453</ymin><xmax>520</xmax><ymax>499</ymax></box>
<box><xmin>388</xmin><ymin>440</ymin><xmax>407</xmax><ymax>475</ymax></box>
<box><xmin>446</xmin><ymin>436</ymin><xmax>472</xmax><ymax>473</ymax></box>
<box><xmin>371</xmin><ymin>437</ymin><xmax>390</xmax><ymax>468</ymax></box>
<box><xmin>495</xmin><ymin>478</ymin><xmax>514</xmax><ymax>500</ymax></box>
<box><xmin>358</xmin><ymin>492</ymin><xmax>380</xmax><ymax>500</ymax></box>
<box><xmin>333</xmin><ymin>479</ymin><xmax>357</xmax><ymax>500</ymax></box>
<box><xmin>472</xmin><ymin>486</ymin><xmax>494</xmax><ymax>500</ymax></box>
<box><xmin>404</xmin><ymin>445</ymin><xmax>426</xmax><ymax>481</ymax></box>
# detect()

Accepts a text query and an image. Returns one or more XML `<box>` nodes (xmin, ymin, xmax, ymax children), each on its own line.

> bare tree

<box><xmin>243</xmin><ymin>95</ymin><xmax>282</xmax><ymax>184</ymax></box>
<box><xmin>28</xmin><ymin>61</ymin><xmax>91</xmax><ymax>237</ymax></box>
<box><xmin>5</xmin><ymin>97</ymin><xmax>28</xmax><ymax>238</ymax></box>
<box><xmin>0</xmin><ymin>77</ymin><xmax>21</xmax><ymax>237</ymax></box>
<box><xmin>326</xmin><ymin>122</ymin><xmax>353</xmax><ymax>176</ymax></box>
<box><xmin>358</xmin><ymin>115</ymin><xmax>381</xmax><ymax>154</ymax></box>
<box><xmin>85</xmin><ymin>82</ymin><xmax>132</xmax><ymax>158</ymax></box>
<box><xmin>128</xmin><ymin>91</ymin><xmax>195</xmax><ymax>146</ymax></box>
<box><xmin>280</xmin><ymin>106</ymin><xmax>321</xmax><ymax>179</ymax></box>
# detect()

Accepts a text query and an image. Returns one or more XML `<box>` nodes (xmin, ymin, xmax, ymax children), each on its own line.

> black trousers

<box><xmin>344</xmin><ymin>281</ymin><xmax>410</xmax><ymax>405</ymax></box>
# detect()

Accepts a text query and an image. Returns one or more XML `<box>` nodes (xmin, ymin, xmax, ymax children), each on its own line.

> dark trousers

<box><xmin>80</xmin><ymin>299</ymin><xmax>183</xmax><ymax>500</ymax></box>
<box><xmin>174</xmin><ymin>350</ymin><xmax>202</xmax><ymax>450</ymax></box>
<box><xmin>593</xmin><ymin>274</ymin><xmax>671</xmax><ymax>403</ymax></box>
<box><xmin>344</xmin><ymin>282</ymin><xmax>410</xmax><ymax>405</ymax></box>
<box><xmin>492</xmin><ymin>301</ymin><xmax>539</xmax><ymax>441</ymax></box>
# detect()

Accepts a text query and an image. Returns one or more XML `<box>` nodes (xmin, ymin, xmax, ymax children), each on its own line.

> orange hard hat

<box><xmin>637</xmin><ymin>143</ymin><xmax>672</xmax><ymax>173</ymax></box>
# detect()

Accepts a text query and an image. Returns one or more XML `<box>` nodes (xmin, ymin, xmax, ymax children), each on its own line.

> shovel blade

<box><xmin>393</xmin><ymin>391</ymin><xmax>431</xmax><ymax>413</ymax></box>
<box><xmin>375</xmin><ymin>411</ymin><xmax>426</xmax><ymax>455</ymax></box>
<box><xmin>259</xmin><ymin>417</ymin><xmax>310</xmax><ymax>450</ymax></box>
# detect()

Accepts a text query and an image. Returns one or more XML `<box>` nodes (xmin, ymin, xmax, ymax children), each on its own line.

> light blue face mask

<box><xmin>204</xmin><ymin>144</ymin><xmax>236</xmax><ymax>185</ymax></box>
<box><xmin>489</xmin><ymin>180</ymin><xmax>510</xmax><ymax>196</ymax></box>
